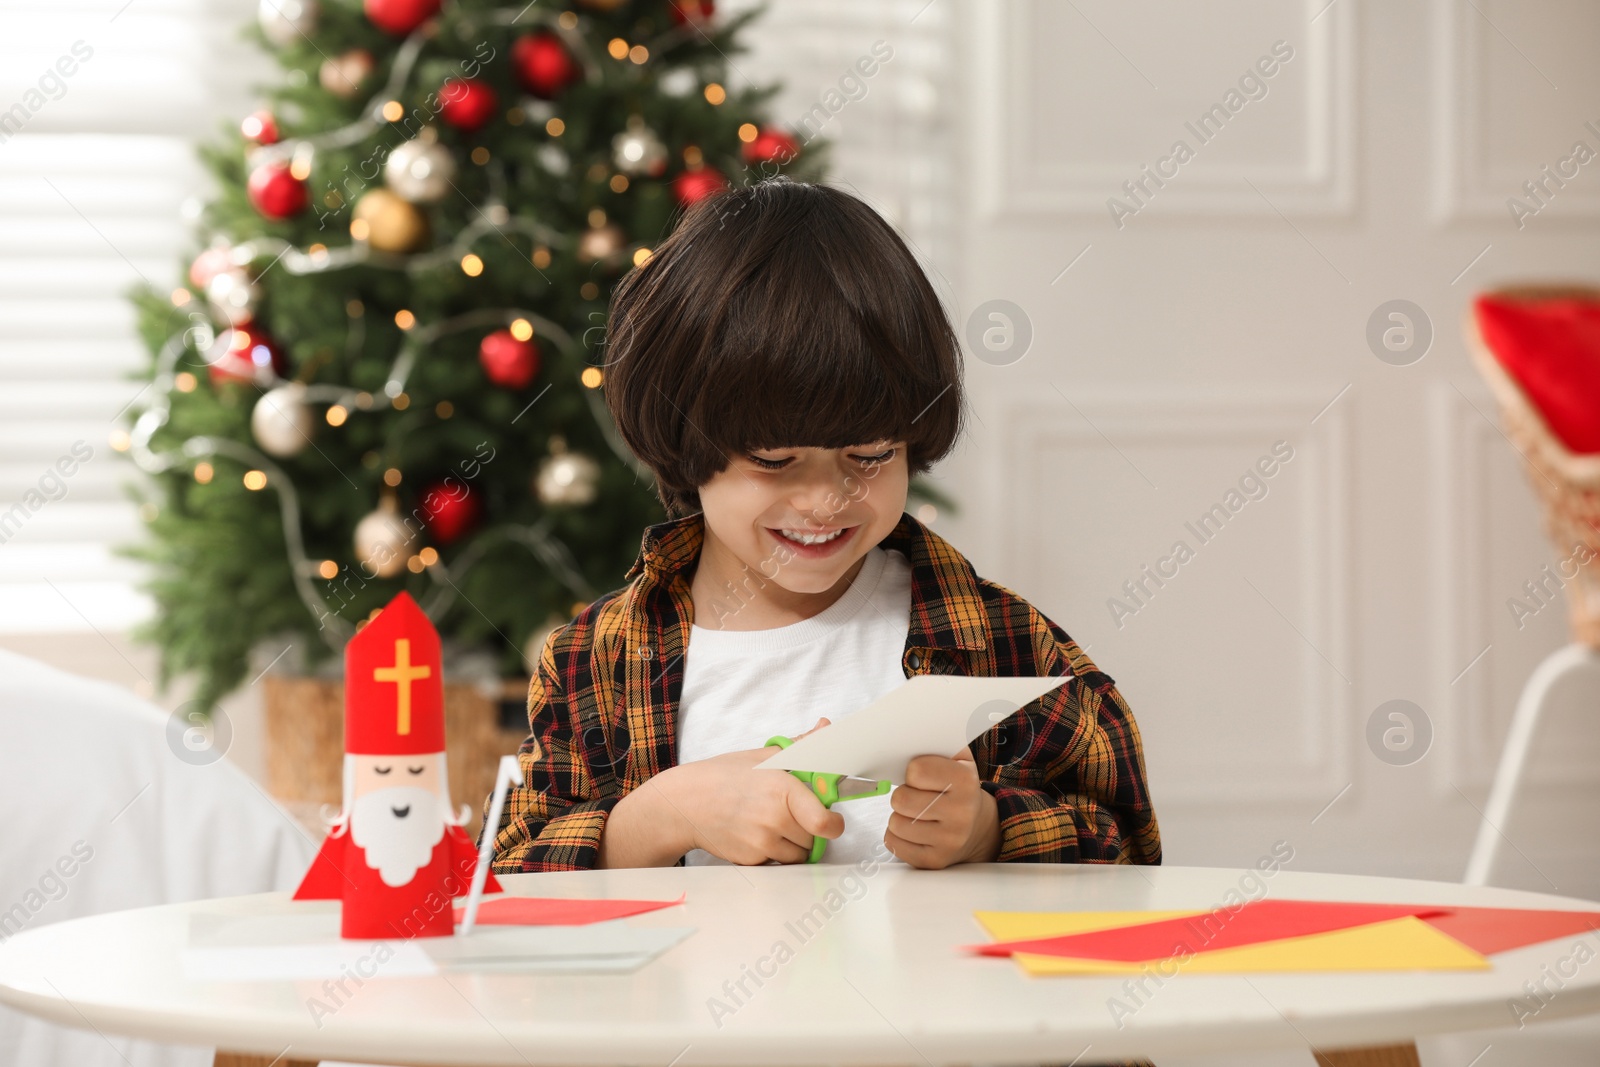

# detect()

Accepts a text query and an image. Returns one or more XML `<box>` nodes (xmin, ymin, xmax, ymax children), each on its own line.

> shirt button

<box><xmin>907</xmin><ymin>652</ymin><xmax>922</xmax><ymax>670</ymax></box>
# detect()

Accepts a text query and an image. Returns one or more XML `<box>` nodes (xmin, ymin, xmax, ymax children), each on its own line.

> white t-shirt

<box><xmin>676</xmin><ymin>544</ymin><xmax>914</xmax><ymax>866</ymax></box>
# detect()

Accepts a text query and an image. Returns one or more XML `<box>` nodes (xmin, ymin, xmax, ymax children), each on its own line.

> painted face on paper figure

<box><xmin>692</xmin><ymin>440</ymin><xmax>909</xmax><ymax>630</ymax></box>
<box><xmin>346</xmin><ymin>751</ymin><xmax>450</xmax><ymax>887</ymax></box>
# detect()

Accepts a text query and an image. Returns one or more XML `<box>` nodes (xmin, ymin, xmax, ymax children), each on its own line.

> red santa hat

<box><xmin>345</xmin><ymin>591</ymin><xmax>445</xmax><ymax>755</ymax></box>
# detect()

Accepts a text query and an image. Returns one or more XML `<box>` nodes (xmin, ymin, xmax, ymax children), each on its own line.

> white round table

<box><xmin>1</xmin><ymin>863</ymin><xmax>1598</xmax><ymax>1066</ymax></box>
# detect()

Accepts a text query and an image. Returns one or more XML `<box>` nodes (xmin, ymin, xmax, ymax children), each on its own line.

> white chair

<box><xmin>1463</xmin><ymin>285</ymin><xmax>1600</xmax><ymax>886</ymax></box>
<box><xmin>1425</xmin><ymin>287</ymin><xmax>1600</xmax><ymax>1067</ymax></box>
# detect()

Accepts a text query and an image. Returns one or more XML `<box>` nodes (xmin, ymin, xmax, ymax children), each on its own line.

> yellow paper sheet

<box><xmin>975</xmin><ymin>909</ymin><xmax>1204</xmax><ymax>942</ymax></box>
<box><xmin>1009</xmin><ymin>915</ymin><xmax>1491</xmax><ymax>976</ymax></box>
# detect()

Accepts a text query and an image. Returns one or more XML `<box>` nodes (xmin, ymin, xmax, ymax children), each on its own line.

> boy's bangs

<box><xmin>687</xmin><ymin>239</ymin><xmax>939</xmax><ymax>461</ymax></box>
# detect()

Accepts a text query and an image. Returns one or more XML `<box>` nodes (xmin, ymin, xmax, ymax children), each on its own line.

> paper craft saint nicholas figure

<box><xmin>293</xmin><ymin>591</ymin><xmax>500</xmax><ymax>938</ymax></box>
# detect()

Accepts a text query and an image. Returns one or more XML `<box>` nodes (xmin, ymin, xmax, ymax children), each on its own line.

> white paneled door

<box><xmin>945</xmin><ymin>0</ymin><xmax>1600</xmax><ymax>893</ymax></box>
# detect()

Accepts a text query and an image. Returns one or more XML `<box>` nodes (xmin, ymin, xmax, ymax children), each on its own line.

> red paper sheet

<box><xmin>452</xmin><ymin>893</ymin><xmax>686</xmax><ymax>927</ymax></box>
<box><xmin>1422</xmin><ymin>906</ymin><xmax>1600</xmax><ymax>955</ymax></box>
<box><xmin>969</xmin><ymin>900</ymin><xmax>1449</xmax><ymax>961</ymax></box>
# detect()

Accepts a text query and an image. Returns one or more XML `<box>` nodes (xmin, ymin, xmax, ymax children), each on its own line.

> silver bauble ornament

<box><xmin>258</xmin><ymin>0</ymin><xmax>319</xmax><ymax>46</ymax></box>
<box><xmin>658</xmin><ymin>68</ymin><xmax>698</xmax><ymax>98</ymax></box>
<box><xmin>206</xmin><ymin>268</ymin><xmax>260</xmax><ymax>327</ymax></box>
<box><xmin>521</xmin><ymin>99</ymin><xmax>556</xmax><ymax>125</ymax></box>
<box><xmin>537</xmin><ymin>143</ymin><xmax>570</xmax><ymax>176</ymax></box>
<box><xmin>250</xmin><ymin>382</ymin><xmax>313</xmax><ymax>457</ymax></box>
<box><xmin>384</xmin><ymin>135</ymin><xmax>457</xmax><ymax>204</ymax></box>
<box><xmin>535</xmin><ymin>438</ymin><xmax>600</xmax><ymax>506</ymax></box>
<box><xmin>353</xmin><ymin>496</ymin><xmax>412</xmax><ymax>578</ymax></box>
<box><xmin>612</xmin><ymin>116</ymin><xmax>667</xmax><ymax>177</ymax></box>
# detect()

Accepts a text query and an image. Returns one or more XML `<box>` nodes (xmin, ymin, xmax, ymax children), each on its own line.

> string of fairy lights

<box><xmin>115</xmin><ymin>0</ymin><xmax>803</xmax><ymax>657</ymax></box>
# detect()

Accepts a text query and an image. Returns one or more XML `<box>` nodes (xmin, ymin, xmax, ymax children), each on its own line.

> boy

<box><xmin>490</xmin><ymin>178</ymin><xmax>1159</xmax><ymax>872</ymax></box>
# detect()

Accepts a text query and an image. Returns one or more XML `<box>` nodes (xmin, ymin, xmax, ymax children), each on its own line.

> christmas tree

<box><xmin>120</xmin><ymin>0</ymin><xmax>945</xmax><ymax>713</ymax></box>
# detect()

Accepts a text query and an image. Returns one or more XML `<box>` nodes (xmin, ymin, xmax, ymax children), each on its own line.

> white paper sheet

<box><xmin>180</xmin><ymin>911</ymin><xmax>695</xmax><ymax>981</ymax></box>
<box><xmin>428</xmin><ymin>924</ymin><xmax>695</xmax><ymax>970</ymax></box>
<box><xmin>754</xmin><ymin>674</ymin><xmax>1071</xmax><ymax>783</ymax></box>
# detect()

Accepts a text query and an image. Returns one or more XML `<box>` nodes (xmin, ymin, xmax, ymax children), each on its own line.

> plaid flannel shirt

<box><xmin>488</xmin><ymin>509</ymin><xmax>1161</xmax><ymax>872</ymax></box>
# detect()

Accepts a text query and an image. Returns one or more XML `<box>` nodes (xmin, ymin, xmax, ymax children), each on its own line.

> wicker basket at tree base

<box><xmin>261</xmin><ymin>674</ymin><xmax>532</xmax><ymax>839</ymax></box>
<box><xmin>1468</xmin><ymin>284</ymin><xmax>1600</xmax><ymax>649</ymax></box>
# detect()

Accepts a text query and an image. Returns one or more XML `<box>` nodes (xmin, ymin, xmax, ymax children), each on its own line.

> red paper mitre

<box><xmin>345</xmin><ymin>591</ymin><xmax>445</xmax><ymax>755</ymax></box>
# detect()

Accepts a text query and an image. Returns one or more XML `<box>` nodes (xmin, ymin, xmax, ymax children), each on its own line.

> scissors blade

<box><xmin>835</xmin><ymin>775</ymin><xmax>887</xmax><ymax>799</ymax></box>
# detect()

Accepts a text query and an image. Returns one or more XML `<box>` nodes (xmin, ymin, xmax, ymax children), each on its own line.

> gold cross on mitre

<box><xmin>373</xmin><ymin>638</ymin><xmax>431</xmax><ymax>735</ymax></box>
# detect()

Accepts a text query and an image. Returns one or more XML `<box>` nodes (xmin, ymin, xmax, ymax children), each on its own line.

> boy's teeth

<box><xmin>780</xmin><ymin>528</ymin><xmax>844</xmax><ymax>545</ymax></box>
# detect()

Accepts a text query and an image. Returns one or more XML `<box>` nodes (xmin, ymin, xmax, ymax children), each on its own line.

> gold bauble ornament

<box><xmin>576</xmin><ymin>223</ymin><xmax>627</xmax><ymax>266</ymax></box>
<box><xmin>352</xmin><ymin>188</ymin><xmax>430</xmax><ymax>253</ymax></box>
<box><xmin>522</xmin><ymin>613</ymin><xmax>567</xmax><ymax>674</ymax></box>
<box><xmin>320</xmin><ymin>48</ymin><xmax>375</xmax><ymax>98</ymax></box>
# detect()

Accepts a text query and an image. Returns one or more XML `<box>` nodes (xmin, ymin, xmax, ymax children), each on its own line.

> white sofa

<box><xmin>0</xmin><ymin>649</ymin><xmax>317</xmax><ymax>1067</ymax></box>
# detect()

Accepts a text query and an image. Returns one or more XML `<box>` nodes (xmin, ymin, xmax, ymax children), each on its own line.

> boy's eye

<box><xmin>746</xmin><ymin>447</ymin><xmax>897</xmax><ymax>470</ymax></box>
<box><xmin>857</xmin><ymin>447</ymin><xmax>897</xmax><ymax>467</ymax></box>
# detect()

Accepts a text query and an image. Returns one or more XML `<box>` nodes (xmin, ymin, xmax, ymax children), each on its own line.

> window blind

<box><xmin>0</xmin><ymin>0</ymin><xmax>271</xmax><ymax>633</ymax></box>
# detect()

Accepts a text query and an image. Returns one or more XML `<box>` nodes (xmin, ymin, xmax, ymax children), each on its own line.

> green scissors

<box><xmin>764</xmin><ymin>734</ymin><xmax>892</xmax><ymax>863</ymax></box>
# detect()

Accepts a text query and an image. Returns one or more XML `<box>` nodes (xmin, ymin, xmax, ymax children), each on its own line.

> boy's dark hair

<box><xmin>600</xmin><ymin>177</ymin><xmax>966</xmax><ymax>519</ymax></box>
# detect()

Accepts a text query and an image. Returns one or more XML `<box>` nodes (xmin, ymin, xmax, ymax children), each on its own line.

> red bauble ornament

<box><xmin>742</xmin><ymin>127</ymin><xmax>800</xmax><ymax>167</ymax></box>
<box><xmin>478</xmin><ymin>329</ymin><xmax>541</xmax><ymax>389</ymax></box>
<box><xmin>241</xmin><ymin>109</ymin><xmax>279</xmax><ymax>145</ymax></box>
<box><xmin>419</xmin><ymin>482</ymin><xmax>480</xmax><ymax>544</ymax></box>
<box><xmin>512</xmin><ymin>31</ymin><xmax>580</xmax><ymax>99</ymax></box>
<box><xmin>247</xmin><ymin>161</ymin><xmax>308</xmax><ymax>220</ymax></box>
<box><xmin>363</xmin><ymin>0</ymin><xmax>440</xmax><ymax>34</ymax></box>
<box><xmin>207</xmin><ymin>322</ymin><xmax>288</xmax><ymax>385</ymax></box>
<box><xmin>439</xmin><ymin>78</ymin><xmax>499</xmax><ymax>133</ymax></box>
<box><xmin>673</xmin><ymin>167</ymin><xmax>728</xmax><ymax>207</ymax></box>
<box><xmin>668</xmin><ymin>0</ymin><xmax>714</xmax><ymax>25</ymax></box>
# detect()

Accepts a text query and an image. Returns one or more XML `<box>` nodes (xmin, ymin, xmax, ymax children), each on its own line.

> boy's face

<box><xmin>696</xmin><ymin>439</ymin><xmax>909</xmax><ymax>597</ymax></box>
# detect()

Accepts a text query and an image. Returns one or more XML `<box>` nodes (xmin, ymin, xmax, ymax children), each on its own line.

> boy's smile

<box><xmin>690</xmin><ymin>441</ymin><xmax>909</xmax><ymax>631</ymax></box>
<box><xmin>764</xmin><ymin>522</ymin><xmax>860</xmax><ymax>557</ymax></box>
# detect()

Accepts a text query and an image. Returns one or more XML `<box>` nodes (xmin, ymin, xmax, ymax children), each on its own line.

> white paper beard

<box><xmin>349</xmin><ymin>785</ymin><xmax>449</xmax><ymax>887</ymax></box>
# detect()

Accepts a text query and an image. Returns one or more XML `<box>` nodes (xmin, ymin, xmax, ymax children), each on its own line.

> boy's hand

<box><xmin>658</xmin><ymin>717</ymin><xmax>844</xmax><ymax>865</ymax></box>
<box><xmin>885</xmin><ymin>748</ymin><xmax>1001</xmax><ymax>869</ymax></box>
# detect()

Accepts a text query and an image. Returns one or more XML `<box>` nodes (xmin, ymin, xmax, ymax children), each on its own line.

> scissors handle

<box><xmin>765</xmin><ymin>734</ymin><xmax>890</xmax><ymax>863</ymax></box>
<box><xmin>765</xmin><ymin>735</ymin><xmax>828</xmax><ymax>862</ymax></box>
